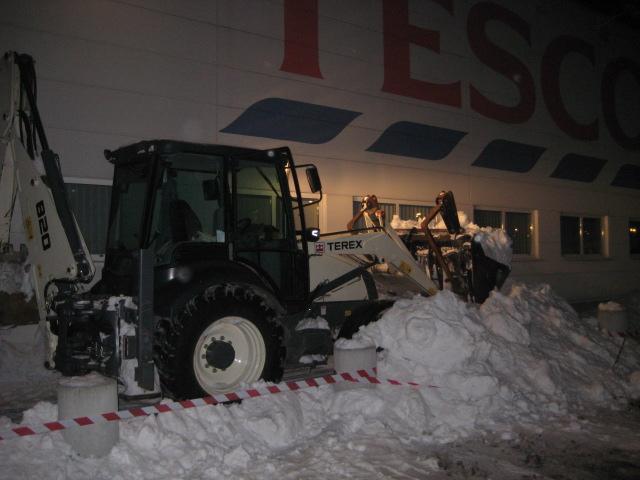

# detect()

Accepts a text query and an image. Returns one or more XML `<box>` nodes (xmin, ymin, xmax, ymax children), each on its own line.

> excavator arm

<box><xmin>0</xmin><ymin>52</ymin><xmax>94</xmax><ymax>322</ymax></box>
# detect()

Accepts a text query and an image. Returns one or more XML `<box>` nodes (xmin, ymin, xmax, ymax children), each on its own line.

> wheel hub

<box><xmin>193</xmin><ymin>316</ymin><xmax>267</xmax><ymax>395</ymax></box>
<box><xmin>205</xmin><ymin>339</ymin><xmax>235</xmax><ymax>370</ymax></box>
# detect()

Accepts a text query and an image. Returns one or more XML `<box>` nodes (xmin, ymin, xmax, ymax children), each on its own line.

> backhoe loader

<box><xmin>1</xmin><ymin>52</ymin><xmax>510</xmax><ymax>399</ymax></box>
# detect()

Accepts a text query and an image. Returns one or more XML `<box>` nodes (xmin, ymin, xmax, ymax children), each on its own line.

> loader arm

<box><xmin>0</xmin><ymin>52</ymin><xmax>94</xmax><ymax>321</ymax></box>
<box><xmin>313</xmin><ymin>226</ymin><xmax>439</xmax><ymax>297</ymax></box>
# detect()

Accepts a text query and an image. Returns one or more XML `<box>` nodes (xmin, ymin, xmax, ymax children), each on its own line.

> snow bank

<box><xmin>351</xmin><ymin>284</ymin><xmax>638</xmax><ymax>438</ymax></box>
<box><xmin>1</xmin><ymin>285</ymin><xmax>640</xmax><ymax>479</ymax></box>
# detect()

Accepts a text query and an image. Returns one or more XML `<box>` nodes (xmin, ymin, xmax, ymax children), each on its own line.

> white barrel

<box><xmin>333</xmin><ymin>340</ymin><xmax>377</xmax><ymax>391</ymax></box>
<box><xmin>57</xmin><ymin>373</ymin><xmax>119</xmax><ymax>457</ymax></box>
<box><xmin>597</xmin><ymin>302</ymin><xmax>628</xmax><ymax>334</ymax></box>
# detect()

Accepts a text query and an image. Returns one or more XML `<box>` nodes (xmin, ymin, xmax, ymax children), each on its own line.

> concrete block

<box><xmin>58</xmin><ymin>373</ymin><xmax>119</xmax><ymax>457</ymax></box>
<box><xmin>333</xmin><ymin>342</ymin><xmax>377</xmax><ymax>391</ymax></box>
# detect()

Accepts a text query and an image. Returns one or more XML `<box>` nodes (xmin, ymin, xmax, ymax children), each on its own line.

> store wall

<box><xmin>2</xmin><ymin>0</ymin><xmax>639</xmax><ymax>301</ymax></box>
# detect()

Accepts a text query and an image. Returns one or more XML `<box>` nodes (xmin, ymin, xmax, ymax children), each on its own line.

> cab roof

<box><xmin>104</xmin><ymin>139</ymin><xmax>274</xmax><ymax>165</ymax></box>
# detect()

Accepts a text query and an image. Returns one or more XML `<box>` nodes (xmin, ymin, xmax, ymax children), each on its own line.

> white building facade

<box><xmin>2</xmin><ymin>0</ymin><xmax>639</xmax><ymax>301</ymax></box>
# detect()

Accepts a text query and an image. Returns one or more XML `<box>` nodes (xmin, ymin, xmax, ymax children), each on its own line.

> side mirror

<box><xmin>306</xmin><ymin>167</ymin><xmax>322</xmax><ymax>193</ymax></box>
<box><xmin>202</xmin><ymin>178</ymin><xmax>221</xmax><ymax>201</ymax></box>
<box><xmin>304</xmin><ymin>227</ymin><xmax>320</xmax><ymax>242</ymax></box>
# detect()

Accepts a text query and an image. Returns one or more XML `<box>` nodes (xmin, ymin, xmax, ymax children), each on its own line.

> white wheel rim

<box><xmin>193</xmin><ymin>316</ymin><xmax>266</xmax><ymax>395</ymax></box>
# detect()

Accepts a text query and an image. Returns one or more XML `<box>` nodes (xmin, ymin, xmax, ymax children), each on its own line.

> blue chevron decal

<box><xmin>550</xmin><ymin>154</ymin><xmax>606</xmax><ymax>182</ymax></box>
<box><xmin>472</xmin><ymin>140</ymin><xmax>546</xmax><ymax>173</ymax></box>
<box><xmin>611</xmin><ymin>164</ymin><xmax>640</xmax><ymax>190</ymax></box>
<box><xmin>366</xmin><ymin>121</ymin><xmax>467</xmax><ymax>160</ymax></box>
<box><xmin>221</xmin><ymin>98</ymin><xmax>361</xmax><ymax>144</ymax></box>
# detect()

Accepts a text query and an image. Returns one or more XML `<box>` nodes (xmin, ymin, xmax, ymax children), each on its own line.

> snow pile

<box><xmin>0</xmin><ymin>259</ymin><xmax>33</xmax><ymax>300</ymax></box>
<box><xmin>351</xmin><ymin>284</ymin><xmax>638</xmax><ymax>439</ymax></box>
<box><xmin>0</xmin><ymin>387</ymin><xmax>439</xmax><ymax>479</ymax></box>
<box><xmin>1</xmin><ymin>285</ymin><xmax>640</xmax><ymax>479</ymax></box>
<box><xmin>334</xmin><ymin>336</ymin><xmax>375</xmax><ymax>350</ymax></box>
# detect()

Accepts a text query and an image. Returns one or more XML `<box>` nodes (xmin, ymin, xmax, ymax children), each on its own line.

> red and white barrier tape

<box><xmin>0</xmin><ymin>369</ymin><xmax>435</xmax><ymax>442</ymax></box>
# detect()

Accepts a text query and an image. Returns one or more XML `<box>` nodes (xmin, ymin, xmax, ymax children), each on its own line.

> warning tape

<box><xmin>0</xmin><ymin>369</ymin><xmax>434</xmax><ymax>442</ymax></box>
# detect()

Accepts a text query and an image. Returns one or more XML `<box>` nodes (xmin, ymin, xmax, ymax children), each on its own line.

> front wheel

<box><xmin>192</xmin><ymin>316</ymin><xmax>266</xmax><ymax>394</ymax></box>
<box><xmin>154</xmin><ymin>289</ymin><xmax>283</xmax><ymax>399</ymax></box>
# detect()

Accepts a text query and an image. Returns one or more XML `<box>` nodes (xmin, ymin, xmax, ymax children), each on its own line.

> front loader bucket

<box><xmin>470</xmin><ymin>241</ymin><xmax>510</xmax><ymax>303</ymax></box>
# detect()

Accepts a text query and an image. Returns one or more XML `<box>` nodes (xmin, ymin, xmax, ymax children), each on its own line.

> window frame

<box><xmin>560</xmin><ymin>213</ymin><xmax>608</xmax><ymax>258</ymax></box>
<box><xmin>64</xmin><ymin>176</ymin><xmax>112</xmax><ymax>261</ymax></box>
<box><xmin>473</xmin><ymin>206</ymin><xmax>538</xmax><ymax>258</ymax></box>
<box><xmin>299</xmin><ymin>196</ymin><xmax>320</xmax><ymax>230</ymax></box>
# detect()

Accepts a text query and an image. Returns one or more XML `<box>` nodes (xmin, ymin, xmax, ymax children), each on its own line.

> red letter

<box><xmin>541</xmin><ymin>36</ymin><xmax>597</xmax><ymax>140</ymax></box>
<box><xmin>602</xmin><ymin>58</ymin><xmax>640</xmax><ymax>150</ymax></box>
<box><xmin>382</xmin><ymin>0</ymin><xmax>461</xmax><ymax>108</ymax></box>
<box><xmin>280</xmin><ymin>0</ymin><xmax>323</xmax><ymax>78</ymax></box>
<box><xmin>468</xmin><ymin>2</ymin><xmax>535</xmax><ymax>123</ymax></box>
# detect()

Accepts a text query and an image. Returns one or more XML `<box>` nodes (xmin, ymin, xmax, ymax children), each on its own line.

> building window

<box><xmin>65</xmin><ymin>182</ymin><xmax>112</xmax><ymax>256</ymax></box>
<box><xmin>474</xmin><ymin>209</ymin><xmax>502</xmax><ymax>229</ymax></box>
<box><xmin>474</xmin><ymin>208</ymin><xmax>533</xmax><ymax>255</ymax></box>
<box><xmin>505</xmin><ymin>212</ymin><xmax>532</xmax><ymax>256</ymax></box>
<box><xmin>399</xmin><ymin>204</ymin><xmax>432</xmax><ymax>222</ymax></box>
<box><xmin>630</xmin><ymin>220</ymin><xmax>640</xmax><ymax>255</ymax></box>
<box><xmin>560</xmin><ymin>215</ymin><xmax>602</xmax><ymax>255</ymax></box>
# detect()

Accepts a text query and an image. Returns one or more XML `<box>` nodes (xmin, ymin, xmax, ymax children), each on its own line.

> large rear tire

<box><xmin>154</xmin><ymin>287</ymin><xmax>283</xmax><ymax>399</ymax></box>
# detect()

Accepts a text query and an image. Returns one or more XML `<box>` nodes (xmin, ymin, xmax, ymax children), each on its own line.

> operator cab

<box><xmin>98</xmin><ymin>140</ymin><xmax>319</xmax><ymax>313</ymax></box>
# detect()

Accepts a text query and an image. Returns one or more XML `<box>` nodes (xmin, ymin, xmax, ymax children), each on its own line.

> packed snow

<box><xmin>295</xmin><ymin>316</ymin><xmax>330</xmax><ymax>331</ymax></box>
<box><xmin>1</xmin><ymin>284</ymin><xmax>640</xmax><ymax>479</ymax></box>
<box><xmin>349</xmin><ymin>285</ymin><xmax>639</xmax><ymax>431</ymax></box>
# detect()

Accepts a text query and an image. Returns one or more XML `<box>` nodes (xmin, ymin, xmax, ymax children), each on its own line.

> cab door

<box><xmin>231</xmin><ymin>154</ymin><xmax>308</xmax><ymax>306</ymax></box>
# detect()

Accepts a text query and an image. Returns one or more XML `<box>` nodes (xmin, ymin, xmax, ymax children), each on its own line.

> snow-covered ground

<box><xmin>1</xmin><ymin>284</ymin><xmax>640</xmax><ymax>479</ymax></box>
